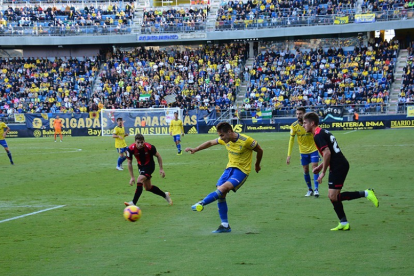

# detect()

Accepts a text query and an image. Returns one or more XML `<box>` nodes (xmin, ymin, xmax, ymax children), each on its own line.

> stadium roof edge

<box><xmin>1</xmin><ymin>20</ymin><xmax>414</xmax><ymax>47</ymax></box>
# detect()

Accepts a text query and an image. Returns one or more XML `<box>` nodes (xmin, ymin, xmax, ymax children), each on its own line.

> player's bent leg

<box><xmin>144</xmin><ymin>179</ymin><xmax>169</xmax><ymax>201</ymax></box>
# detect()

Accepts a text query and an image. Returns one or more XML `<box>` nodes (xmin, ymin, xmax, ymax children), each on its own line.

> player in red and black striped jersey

<box><xmin>124</xmin><ymin>134</ymin><xmax>173</xmax><ymax>207</ymax></box>
<box><xmin>303</xmin><ymin>112</ymin><xmax>379</xmax><ymax>231</ymax></box>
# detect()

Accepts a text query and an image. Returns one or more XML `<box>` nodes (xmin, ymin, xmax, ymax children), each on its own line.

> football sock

<box><xmin>7</xmin><ymin>152</ymin><xmax>13</xmax><ymax>163</ymax></box>
<box><xmin>118</xmin><ymin>156</ymin><xmax>127</xmax><ymax>166</ymax></box>
<box><xmin>177</xmin><ymin>143</ymin><xmax>181</xmax><ymax>152</ymax></box>
<box><xmin>132</xmin><ymin>183</ymin><xmax>143</xmax><ymax>205</ymax></box>
<box><xmin>117</xmin><ymin>157</ymin><xmax>122</xmax><ymax>167</ymax></box>
<box><xmin>304</xmin><ymin>173</ymin><xmax>312</xmax><ymax>190</ymax></box>
<box><xmin>202</xmin><ymin>190</ymin><xmax>223</xmax><ymax>205</ymax></box>
<box><xmin>339</xmin><ymin>191</ymin><xmax>364</xmax><ymax>201</ymax></box>
<box><xmin>149</xmin><ymin>185</ymin><xmax>166</xmax><ymax>198</ymax></box>
<box><xmin>218</xmin><ymin>198</ymin><xmax>228</xmax><ymax>225</ymax></box>
<box><xmin>331</xmin><ymin>200</ymin><xmax>347</xmax><ymax>222</ymax></box>
<box><xmin>313</xmin><ymin>173</ymin><xmax>319</xmax><ymax>190</ymax></box>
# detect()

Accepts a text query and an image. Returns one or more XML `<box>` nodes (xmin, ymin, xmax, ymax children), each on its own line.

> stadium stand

<box><xmin>215</xmin><ymin>0</ymin><xmax>358</xmax><ymax>30</ymax></box>
<box><xmin>92</xmin><ymin>43</ymin><xmax>247</xmax><ymax>111</ymax></box>
<box><xmin>141</xmin><ymin>6</ymin><xmax>209</xmax><ymax>33</ymax></box>
<box><xmin>242</xmin><ymin>39</ymin><xmax>399</xmax><ymax>117</ymax></box>
<box><xmin>399</xmin><ymin>52</ymin><xmax>414</xmax><ymax>111</ymax></box>
<box><xmin>0</xmin><ymin>2</ymin><xmax>134</xmax><ymax>36</ymax></box>
<box><xmin>0</xmin><ymin>56</ymin><xmax>99</xmax><ymax>117</ymax></box>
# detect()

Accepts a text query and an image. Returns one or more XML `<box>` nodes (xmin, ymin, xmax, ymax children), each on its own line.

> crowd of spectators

<box><xmin>243</xmin><ymin>40</ymin><xmax>399</xmax><ymax>116</ymax></box>
<box><xmin>215</xmin><ymin>0</ymin><xmax>357</xmax><ymax>30</ymax></box>
<box><xmin>0</xmin><ymin>56</ymin><xmax>99</xmax><ymax>117</ymax></box>
<box><xmin>0</xmin><ymin>2</ymin><xmax>134</xmax><ymax>35</ymax></box>
<box><xmin>141</xmin><ymin>6</ymin><xmax>209</xmax><ymax>33</ymax></box>
<box><xmin>90</xmin><ymin>44</ymin><xmax>247</xmax><ymax>113</ymax></box>
<box><xmin>361</xmin><ymin>0</ymin><xmax>407</xmax><ymax>12</ymax></box>
<box><xmin>0</xmin><ymin>40</ymin><xmax>406</xmax><ymax>119</ymax></box>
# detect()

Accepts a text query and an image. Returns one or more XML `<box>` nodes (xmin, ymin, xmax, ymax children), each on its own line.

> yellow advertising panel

<box><xmin>334</xmin><ymin>16</ymin><xmax>349</xmax><ymax>24</ymax></box>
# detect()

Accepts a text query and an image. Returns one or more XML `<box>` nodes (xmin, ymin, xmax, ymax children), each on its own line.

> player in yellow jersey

<box><xmin>169</xmin><ymin>112</ymin><xmax>184</xmax><ymax>155</ymax></box>
<box><xmin>112</xmin><ymin>118</ymin><xmax>129</xmax><ymax>171</ymax></box>
<box><xmin>0</xmin><ymin>119</ymin><xmax>14</xmax><ymax>165</ymax></box>
<box><xmin>185</xmin><ymin>122</ymin><xmax>263</xmax><ymax>233</ymax></box>
<box><xmin>287</xmin><ymin>107</ymin><xmax>320</xmax><ymax>197</ymax></box>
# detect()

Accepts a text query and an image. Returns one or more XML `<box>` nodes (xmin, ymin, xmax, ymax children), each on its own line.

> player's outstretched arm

<box><xmin>127</xmin><ymin>159</ymin><xmax>135</xmax><ymax>186</ymax></box>
<box><xmin>185</xmin><ymin>139</ymin><xmax>218</xmax><ymax>154</ymax></box>
<box><xmin>253</xmin><ymin>143</ymin><xmax>263</xmax><ymax>173</ymax></box>
<box><xmin>155</xmin><ymin>152</ymin><xmax>165</xmax><ymax>178</ymax></box>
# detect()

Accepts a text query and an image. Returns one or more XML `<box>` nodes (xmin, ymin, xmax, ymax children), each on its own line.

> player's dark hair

<box><xmin>174</xmin><ymin>111</ymin><xmax>178</xmax><ymax>115</ymax></box>
<box><xmin>216</xmin><ymin>122</ymin><xmax>233</xmax><ymax>133</ymax></box>
<box><xmin>116</xmin><ymin>117</ymin><xmax>122</xmax><ymax>122</ymax></box>
<box><xmin>135</xmin><ymin>134</ymin><xmax>145</xmax><ymax>141</ymax></box>
<box><xmin>296</xmin><ymin>107</ymin><xmax>306</xmax><ymax>113</ymax></box>
<box><xmin>303</xmin><ymin>112</ymin><xmax>319</xmax><ymax>126</ymax></box>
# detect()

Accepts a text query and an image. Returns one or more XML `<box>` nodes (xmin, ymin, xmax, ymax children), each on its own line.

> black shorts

<box><xmin>138</xmin><ymin>164</ymin><xmax>155</xmax><ymax>179</ymax></box>
<box><xmin>328</xmin><ymin>160</ymin><xmax>350</xmax><ymax>190</ymax></box>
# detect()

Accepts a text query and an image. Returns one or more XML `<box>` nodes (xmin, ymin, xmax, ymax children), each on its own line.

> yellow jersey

<box><xmin>0</xmin><ymin>122</ymin><xmax>7</xmax><ymax>140</ymax></box>
<box><xmin>288</xmin><ymin>120</ymin><xmax>317</xmax><ymax>155</ymax></box>
<box><xmin>113</xmin><ymin>126</ymin><xmax>127</xmax><ymax>148</ymax></box>
<box><xmin>218</xmin><ymin>133</ymin><xmax>257</xmax><ymax>175</ymax></box>
<box><xmin>169</xmin><ymin>119</ymin><xmax>184</xmax><ymax>136</ymax></box>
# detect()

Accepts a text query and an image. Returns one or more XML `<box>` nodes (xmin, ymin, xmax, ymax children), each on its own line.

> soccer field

<box><xmin>0</xmin><ymin>129</ymin><xmax>413</xmax><ymax>276</ymax></box>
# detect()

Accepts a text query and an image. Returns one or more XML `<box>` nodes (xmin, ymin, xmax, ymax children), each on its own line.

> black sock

<box><xmin>332</xmin><ymin>200</ymin><xmax>347</xmax><ymax>222</ymax></box>
<box><xmin>340</xmin><ymin>191</ymin><xmax>364</xmax><ymax>201</ymax></box>
<box><xmin>149</xmin><ymin>185</ymin><xmax>166</xmax><ymax>198</ymax></box>
<box><xmin>7</xmin><ymin>152</ymin><xmax>13</xmax><ymax>162</ymax></box>
<box><xmin>132</xmin><ymin>183</ymin><xmax>143</xmax><ymax>205</ymax></box>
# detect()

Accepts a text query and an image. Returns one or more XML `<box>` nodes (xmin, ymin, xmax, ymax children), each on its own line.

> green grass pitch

<box><xmin>0</xmin><ymin>129</ymin><xmax>413</xmax><ymax>276</ymax></box>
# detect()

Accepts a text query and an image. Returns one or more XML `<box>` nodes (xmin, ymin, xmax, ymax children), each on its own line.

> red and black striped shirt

<box><xmin>127</xmin><ymin>142</ymin><xmax>157</xmax><ymax>167</ymax></box>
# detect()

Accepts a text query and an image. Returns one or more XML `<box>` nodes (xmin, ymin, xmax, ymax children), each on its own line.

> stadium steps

<box><xmin>91</xmin><ymin>63</ymin><xmax>105</xmax><ymax>94</ymax></box>
<box><xmin>355</xmin><ymin>0</ymin><xmax>364</xmax><ymax>13</ymax></box>
<box><xmin>206</xmin><ymin>0</ymin><xmax>220</xmax><ymax>32</ymax></box>
<box><xmin>387</xmin><ymin>49</ymin><xmax>409</xmax><ymax>114</ymax></box>
<box><xmin>235</xmin><ymin>58</ymin><xmax>255</xmax><ymax>108</ymax></box>
<box><xmin>133</xmin><ymin>0</ymin><xmax>150</xmax><ymax>33</ymax></box>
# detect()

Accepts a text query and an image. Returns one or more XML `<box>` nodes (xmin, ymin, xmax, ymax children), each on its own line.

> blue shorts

<box><xmin>0</xmin><ymin>140</ymin><xmax>8</xmax><ymax>148</ymax></box>
<box><xmin>173</xmin><ymin>134</ymin><xmax>181</xmax><ymax>142</ymax></box>
<box><xmin>216</xmin><ymin>167</ymin><xmax>248</xmax><ymax>192</ymax></box>
<box><xmin>117</xmin><ymin>147</ymin><xmax>128</xmax><ymax>154</ymax></box>
<box><xmin>300</xmin><ymin>150</ymin><xmax>319</xmax><ymax>166</ymax></box>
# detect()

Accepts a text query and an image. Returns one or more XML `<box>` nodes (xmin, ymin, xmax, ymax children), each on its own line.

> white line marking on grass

<box><xmin>0</xmin><ymin>205</ymin><xmax>59</xmax><ymax>208</ymax></box>
<box><xmin>0</xmin><ymin>205</ymin><xmax>65</xmax><ymax>224</ymax></box>
<box><xmin>343</xmin><ymin>130</ymin><xmax>357</xmax><ymax>134</ymax></box>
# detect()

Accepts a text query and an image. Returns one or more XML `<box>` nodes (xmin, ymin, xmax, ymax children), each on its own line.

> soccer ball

<box><xmin>123</xmin><ymin>206</ymin><xmax>142</xmax><ymax>222</ymax></box>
